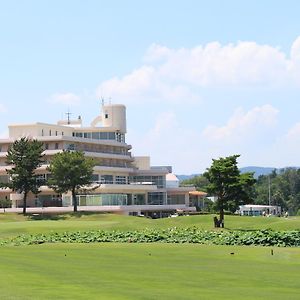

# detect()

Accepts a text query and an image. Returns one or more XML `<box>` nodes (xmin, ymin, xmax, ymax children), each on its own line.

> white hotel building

<box><xmin>0</xmin><ymin>103</ymin><xmax>199</xmax><ymax>216</ymax></box>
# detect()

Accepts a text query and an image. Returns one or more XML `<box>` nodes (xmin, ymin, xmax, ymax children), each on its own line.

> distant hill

<box><xmin>240</xmin><ymin>166</ymin><xmax>300</xmax><ymax>178</ymax></box>
<box><xmin>176</xmin><ymin>174</ymin><xmax>200</xmax><ymax>181</ymax></box>
<box><xmin>177</xmin><ymin>166</ymin><xmax>299</xmax><ymax>181</ymax></box>
<box><xmin>239</xmin><ymin>166</ymin><xmax>276</xmax><ymax>178</ymax></box>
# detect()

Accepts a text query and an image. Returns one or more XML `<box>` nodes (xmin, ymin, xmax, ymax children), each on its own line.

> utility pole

<box><xmin>268</xmin><ymin>175</ymin><xmax>271</xmax><ymax>206</ymax></box>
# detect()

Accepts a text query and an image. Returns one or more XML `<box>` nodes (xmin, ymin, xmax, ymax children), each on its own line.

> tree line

<box><xmin>182</xmin><ymin>164</ymin><xmax>300</xmax><ymax>217</ymax></box>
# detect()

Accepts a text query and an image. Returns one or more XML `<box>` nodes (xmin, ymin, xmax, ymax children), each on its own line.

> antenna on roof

<box><xmin>101</xmin><ymin>97</ymin><xmax>105</xmax><ymax>107</ymax></box>
<box><xmin>65</xmin><ymin>109</ymin><xmax>72</xmax><ymax>125</ymax></box>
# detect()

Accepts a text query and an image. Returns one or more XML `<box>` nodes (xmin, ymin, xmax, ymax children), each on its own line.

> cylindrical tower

<box><xmin>101</xmin><ymin>104</ymin><xmax>126</xmax><ymax>133</ymax></box>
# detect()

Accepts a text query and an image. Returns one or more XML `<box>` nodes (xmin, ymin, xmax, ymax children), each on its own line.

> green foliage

<box><xmin>254</xmin><ymin>168</ymin><xmax>300</xmax><ymax>215</ymax></box>
<box><xmin>2</xmin><ymin>228</ymin><xmax>299</xmax><ymax>247</ymax></box>
<box><xmin>181</xmin><ymin>175</ymin><xmax>209</xmax><ymax>191</ymax></box>
<box><xmin>204</xmin><ymin>155</ymin><xmax>256</xmax><ymax>226</ymax></box>
<box><xmin>0</xmin><ymin>198</ymin><xmax>11</xmax><ymax>208</ymax></box>
<box><xmin>47</xmin><ymin>151</ymin><xmax>95</xmax><ymax>212</ymax></box>
<box><xmin>5</xmin><ymin>137</ymin><xmax>44</xmax><ymax>214</ymax></box>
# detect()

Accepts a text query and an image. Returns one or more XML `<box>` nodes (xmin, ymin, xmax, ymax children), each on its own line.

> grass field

<box><xmin>0</xmin><ymin>213</ymin><xmax>299</xmax><ymax>239</ymax></box>
<box><xmin>0</xmin><ymin>243</ymin><xmax>299</xmax><ymax>300</ymax></box>
<box><xmin>0</xmin><ymin>213</ymin><xmax>299</xmax><ymax>299</ymax></box>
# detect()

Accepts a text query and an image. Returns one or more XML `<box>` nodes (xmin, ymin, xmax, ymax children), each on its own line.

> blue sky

<box><xmin>1</xmin><ymin>0</ymin><xmax>300</xmax><ymax>173</ymax></box>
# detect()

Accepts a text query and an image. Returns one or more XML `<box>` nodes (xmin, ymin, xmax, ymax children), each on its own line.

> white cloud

<box><xmin>97</xmin><ymin>66</ymin><xmax>198</xmax><ymax>104</ymax></box>
<box><xmin>202</xmin><ymin>105</ymin><xmax>279</xmax><ymax>141</ymax></box>
<box><xmin>48</xmin><ymin>93</ymin><xmax>81</xmax><ymax>106</ymax></box>
<box><xmin>286</xmin><ymin>122</ymin><xmax>300</xmax><ymax>140</ymax></box>
<box><xmin>96</xmin><ymin>37</ymin><xmax>300</xmax><ymax>104</ymax></box>
<box><xmin>128</xmin><ymin>111</ymin><xmax>205</xmax><ymax>173</ymax></box>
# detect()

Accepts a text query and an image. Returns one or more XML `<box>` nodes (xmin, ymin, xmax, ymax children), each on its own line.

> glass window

<box><xmin>115</xmin><ymin>176</ymin><xmax>127</xmax><ymax>184</ymax></box>
<box><xmin>92</xmin><ymin>132</ymin><xmax>100</xmax><ymax>139</ymax></box>
<box><xmin>167</xmin><ymin>194</ymin><xmax>185</xmax><ymax>205</ymax></box>
<box><xmin>100</xmin><ymin>132</ymin><xmax>107</xmax><ymax>139</ymax></box>
<box><xmin>108</xmin><ymin>132</ymin><xmax>115</xmax><ymax>140</ymax></box>
<box><xmin>91</xmin><ymin>174</ymin><xmax>99</xmax><ymax>182</ymax></box>
<box><xmin>148</xmin><ymin>192</ymin><xmax>165</xmax><ymax>205</ymax></box>
<box><xmin>100</xmin><ymin>175</ymin><xmax>113</xmax><ymax>184</ymax></box>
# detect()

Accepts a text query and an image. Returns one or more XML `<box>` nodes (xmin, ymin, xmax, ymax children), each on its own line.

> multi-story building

<box><xmin>0</xmin><ymin>103</ymin><xmax>198</xmax><ymax>216</ymax></box>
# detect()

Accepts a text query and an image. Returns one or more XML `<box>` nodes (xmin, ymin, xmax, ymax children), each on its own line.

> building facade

<box><xmin>239</xmin><ymin>204</ymin><xmax>282</xmax><ymax>216</ymax></box>
<box><xmin>0</xmin><ymin>103</ymin><xmax>196</xmax><ymax>216</ymax></box>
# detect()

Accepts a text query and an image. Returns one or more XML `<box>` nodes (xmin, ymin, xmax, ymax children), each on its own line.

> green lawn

<box><xmin>0</xmin><ymin>213</ymin><xmax>299</xmax><ymax>299</ymax></box>
<box><xmin>0</xmin><ymin>243</ymin><xmax>299</xmax><ymax>300</ymax></box>
<box><xmin>0</xmin><ymin>213</ymin><xmax>299</xmax><ymax>239</ymax></box>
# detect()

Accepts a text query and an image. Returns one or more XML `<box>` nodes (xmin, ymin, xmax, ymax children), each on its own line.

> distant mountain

<box><xmin>240</xmin><ymin>166</ymin><xmax>299</xmax><ymax>178</ymax></box>
<box><xmin>176</xmin><ymin>174</ymin><xmax>200</xmax><ymax>181</ymax></box>
<box><xmin>177</xmin><ymin>166</ymin><xmax>300</xmax><ymax>181</ymax></box>
<box><xmin>239</xmin><ymin>166</ymin><xmax>276</xmax><ymax>178</ymax></box>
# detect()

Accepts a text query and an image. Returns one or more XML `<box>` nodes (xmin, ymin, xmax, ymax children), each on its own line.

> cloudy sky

<box><xmin>1</xmin><ymin>0</ymin><xmax>300</xmax><ymax>174</ymax></box>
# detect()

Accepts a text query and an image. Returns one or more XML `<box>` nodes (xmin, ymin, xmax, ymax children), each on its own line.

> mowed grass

<box><xmin>0</xmin><ymin>214</ymin><xmax>299</xmax><ymax>299</ymax></box>
<box><xmin>0</xmin><ymin>243</ymin><xmax>299</xmax><ymax>300</ymax></box>
<box><xmin>0</xmin><ymin>213</ymin><xmax>299</xmax><ymax>239</ymax></box>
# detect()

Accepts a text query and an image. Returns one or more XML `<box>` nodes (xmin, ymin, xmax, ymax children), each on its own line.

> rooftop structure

<box><xmin>0</xmin><ymin>103</ymin><xmax>197</xmax><ymax>216</ymax></box>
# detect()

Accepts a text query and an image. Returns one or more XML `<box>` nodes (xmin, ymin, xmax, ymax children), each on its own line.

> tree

<box><xmin>253</xmin><ymin>168</ymin><xmax>300</xmax><ymax>215</ymax></box>
<box><xmin>47</xmin><ymin>150</ymin><xmax>94</xmax><ymax>212</ymax></box>
<box><xmin>204</xmin><ymin>155</ymin><xmax>256</xmax><ymax>228</ymax></box>
<box><xmin>6</xmin><ymin>137</ymin><xmax>44</xmax><ymax>214</ymax></box>
<box><xmin>181</xmin><ymin>175</ymin><xmax>209</xmax><ymax>192</ymax></box>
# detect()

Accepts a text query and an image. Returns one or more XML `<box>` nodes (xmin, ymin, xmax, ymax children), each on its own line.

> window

<box><xmin>115</xmin><ymin>176</ymin><xmax>127</xmax><ymax>184</ymax></box>
<box><xmin>41</xmin><ymin>129</ymin><xmax>44</xmax><ymax>136</ymax></box>
<box><xmin>45</xmin><ymin>143</ymin><xmax>49</xmax><ymax>150</ymax></box>
<box><xmin>148</xmin><ymin>192</ymin><xmax>165</xmax><ymax>205</ymax></box>
<box><xmin>49</xmin><ymin>130</ymin><xmax>52</xmax><ymax>136</ymax></box>
<box><xmin>167</xmin><ymin>194</ymin><xmax>185</xmax><ymax>205</ymax></box>
<box><xmin>105</xmin><ymin>113</ymin><xmax>108</xmax><ymax>119</ymax></box>
<box><xmin>67</xmin><ymin>144</ymin><xmax>75</xmax><ymax>150</ymax></box>
<box><xmin>92</xmin><ymin>132</ymin><xmax>100</xmax><ymax>140</ymax></box>
<box><xmin>55</xmin><ymin>143</ymin><xmax>59</xmax><ymax>150</ymax></box>
<box><xmin>100</xmin><ymin>175</ymin><xmax>113</xmax><ymax>184</ymax></box>
<box><xmin>108</xmin><ymin>132</ymin><xmax>115</xmax><ymax>140</ymax></box>
<box><xmin>91</xmin><ymin>174</ymin><xmax>99</xmax><ymax>183</ymax></box>
<box><xmin>55</xmin><ymin>131</ymin><xmax>58</xmax><ymax>136</ymax></box>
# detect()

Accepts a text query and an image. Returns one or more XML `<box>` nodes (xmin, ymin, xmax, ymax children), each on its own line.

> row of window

<box><xmin>66</xmin><ymin>143</ymin><xmax>130</xmax><ymax>156</ymax></box>
<box><xmin>73</xmin><ymin>132</ymin><xmax>125</xmax><ymax>143</ymax></box>
<box><xmin>128</xmin><ymin>176</ymin><xmax>166</xmax><ymax>188</ymax></box>
<box><xmin>41</xmin><ymin>129</ymin><xmax>64</xmax><ymax>137</ymax></box>
<box><xmin>91</xmin><ymin>174</ymin><xmax>127</xmax><ymax>184</ymax></box>
<box><xmin>63</xmin><ymin>192</ymin><xmax>166</xmax><ymax>206</ymax></box>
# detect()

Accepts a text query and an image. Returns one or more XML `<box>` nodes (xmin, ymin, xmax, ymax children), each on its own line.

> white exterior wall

<box><xmin>133</xmin><ymin>156</ymin><xmax>150</xmax><ymax>170</ymax></box>
<box><xmin>101</xmin><ymin>104</ymin><xmax>126</xmax><ymax>133</ymax></box>
<box><xmin>9</xmin><ymin>123</ymin><xmax>73</xmax><ymax>139</ymax></box>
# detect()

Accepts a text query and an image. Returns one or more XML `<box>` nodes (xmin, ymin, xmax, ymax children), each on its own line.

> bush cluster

<box><xmin>1</xmin><ymin>228</ymin><xmax>300</xmax><ymax>247</ymax></box>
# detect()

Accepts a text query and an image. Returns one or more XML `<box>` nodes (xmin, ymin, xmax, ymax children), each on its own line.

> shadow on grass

<box><xmin>26</xmin><ymin>214</ymin><xmax>67</xmax><ymax>221</ymax></box>
<box><xmin>27</xmin><ymin>211</ymin><xmax>109</xmax><ymax>221</ymax></box>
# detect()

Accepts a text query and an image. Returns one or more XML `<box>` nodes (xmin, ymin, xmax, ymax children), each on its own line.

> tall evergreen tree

<box><xmin>6</xmin><ymin>137</ymin><xmax>44</xmax><ymax>214</ymax></box>
<box><xmin>47</xmin><ymin>151</ymin><xmax>94</xmax><ymax>212</ymax></box>
<box><xmin>204</xmin><ymin>155</ymin><xmax>256</xmax><ymax>227</ymax></box>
